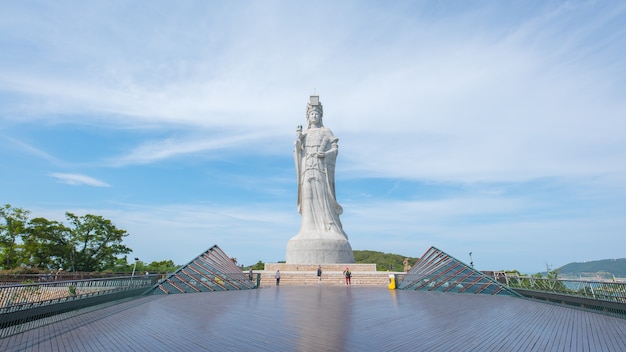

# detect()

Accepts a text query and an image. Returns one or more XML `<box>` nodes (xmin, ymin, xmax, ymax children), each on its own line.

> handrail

<box><xmin>0</xmin><ymin>275</ymin><xmax>159</xmax><ymax>311</ymax></box>
<box><xmin>0</xmin><ymin>275</ymin><xmax>160</xmax><ymax>336</ymax></box>
<box><xmin>501</xmin><ymin>275</ymin><xmax>626</xmax><ymax>319</ymax></box>
<box><xmin>502</xmin><ymin>276</ymin><xmax>626</xmax><ymax>304</ymax></box>
<box><xmin>0</xmin><ymin>272</ymin><xmax>167</xmax><ymax>285</ymax></box>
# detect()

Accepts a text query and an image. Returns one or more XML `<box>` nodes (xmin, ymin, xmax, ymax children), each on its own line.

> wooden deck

<box><xmin>2</xmin><ymin>286</ymin><xmax>626</xmax><ymax>351</ymax></box>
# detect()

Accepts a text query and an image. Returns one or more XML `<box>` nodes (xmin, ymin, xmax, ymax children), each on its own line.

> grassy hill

<box><xmin>353</xmin><ymin>250</ymin><xmax>420</xmax><ymax>272</ymax></box>
<box><xmin>557</xmin><ymin>258</ymin><xmax>626</xmax><ymax>279</ymax></box>
<box><xmin>247</xmin><ymin>250</ymin><xmax>420</xmax><ymax>271</ymax></box>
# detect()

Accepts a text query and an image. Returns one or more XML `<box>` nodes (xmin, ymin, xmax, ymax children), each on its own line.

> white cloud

<box><xmin>6</xmin><ymin>137</ymin><xmax>62</xmax><ymax>164</ymax></box>
<box><xmin>105</xmin><ymin>132</ymin><xmax>276</xmax><ymax>167</ymax></box>
<box><xmin>49</xmin><ymin>173</ymin><xmax>111</xmax><ymax>187</ymax></box>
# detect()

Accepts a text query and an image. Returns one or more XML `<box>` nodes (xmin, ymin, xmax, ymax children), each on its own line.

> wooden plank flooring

<box><xmin>2</xmin><ymin>286</ymin><xmax>626</xmax><ymax>351</ymax></box>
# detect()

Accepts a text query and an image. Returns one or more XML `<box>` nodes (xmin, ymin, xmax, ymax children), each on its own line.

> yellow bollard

<box><xmin>387</xmin><ymin>274</ymin><xmax>396</xmax><ymax>290</ymax></box>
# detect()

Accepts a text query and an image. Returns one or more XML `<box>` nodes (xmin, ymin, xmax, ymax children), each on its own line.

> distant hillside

<box><xmin>557</xmin><ymin>258</ymin><xmax>626</xmax><ymax>279</ymax></box>
<box><xmin>353</xmin><ymin>250</ymin><xmax>420</xmax><ymax>272</ymax></box>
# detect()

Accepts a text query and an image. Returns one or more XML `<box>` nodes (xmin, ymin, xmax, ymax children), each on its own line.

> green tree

<box><xmin>65</xmin><ymin>212</ymin><xmax>132</xmax><ymax>272</ymax></box>
<box><xmin>0</xmin><ymin>204</ymin><xmax>30</xmax><ymax>269</ymax></box>
<box><xmin>109</xmin><ymin>259</ymin><xmax>179</xmax><ymax>274</ymax></box>
<box><xmin>144</xmin><ymin>260</ymin><xmax>178</xmax><ymax>273</ymax></box>
<box><xmin>110</xmin><ymin>256</ymin><xmax>133</xmax><ymax>272</ymax></box>
<box><xmin>22</xmin><ymin>217</ymin><xmax>71</xmax><ymax>269</ymax></box>
<box><xmin>251</xmin><ymin>260</ymin><xmax>265</xmax><ymax>270</ymax></box>
<box><xmin>353</xmin><ymin>250</ymin><xmax>419</xmax><ymax>272</ymax></box>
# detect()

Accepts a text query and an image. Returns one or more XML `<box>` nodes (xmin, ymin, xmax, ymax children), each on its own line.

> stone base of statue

<box><xmin>286</xmin><ymin>236</ymin><xmax>355</xmax><ymax>264</ymax></box>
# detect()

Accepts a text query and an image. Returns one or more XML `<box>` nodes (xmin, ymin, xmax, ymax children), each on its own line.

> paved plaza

<box><xmin>2</xmin><ymin>286</ymin><xmax>626</xmax><ymax>351</ymax></box>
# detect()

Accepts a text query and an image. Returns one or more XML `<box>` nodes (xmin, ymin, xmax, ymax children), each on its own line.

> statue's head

<box><xmin>306</xmin><ymin>95</ymin><xmax>324</xmax><ymax>127</ymax></box>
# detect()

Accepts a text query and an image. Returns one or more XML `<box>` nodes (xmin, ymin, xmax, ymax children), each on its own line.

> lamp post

<box><xmin>132</xmin><ymin>257</ymin><xmax>139</xmax><ymax>277</ymax></box>
<box><xmin>469</xmin><ymin>252</ymin><xmax>474</xmax><ymax>268</ymax></box>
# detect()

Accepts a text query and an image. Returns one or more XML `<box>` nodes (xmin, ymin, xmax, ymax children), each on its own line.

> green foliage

<box><xmin>0</xmin><ymin>203</ymin><xmax>134</xmax><ymax>272</ymax></box>
<box><xmin>111</xmin><ymin>257</ymin><xmax>133</xmax><ymax>272</ymax></box>
<box><xmin>112</xmin><ymin>258</ymin><xmax>180</xmax><ymax>274</ymax></box>
<box><xmin>251</xmin><ymin>260</ymin><xmax>265</xmax><ymax>270</ymax></box>
<box><xmin>143</xmin><ymin>260</ymin><xmax>179</xmax><ymax>273</ymax></box>
<box><xmin>24</xmin><ymin>217</ymin><xmax>71</xmax><ymax>269</ymax></box>
<box><xmin>546</xmin><ymin>269</ymin><xmax>560</xmax><ymax>280</ymax></box>
<box><xmin>353</xmin><ymin>250</ymin><xmax>419</xmax><ymax>272</ymax></box>
<box><xmin>0</xmin><ymin>204</ymin><xmax>30</xmax><ymax>269</ymax></box>
<box><xmin>508</xmin><ymin>276</ymin><xmax>570</xmax><ymax>293</ymax></box>
<box><xmin>65</xmin><ymin>212</ymin><xmax>132</xmax><ymax>272</ymax></box>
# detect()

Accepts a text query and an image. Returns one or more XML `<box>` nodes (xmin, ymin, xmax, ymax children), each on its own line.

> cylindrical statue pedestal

<box><xmin>286</xmin><ymin>237</ymin><xmax>354</xmax><ymax>264</ymax></box>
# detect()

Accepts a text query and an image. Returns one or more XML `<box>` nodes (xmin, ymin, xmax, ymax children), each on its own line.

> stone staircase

<box><xmin>256</xmin><ymin>263</ymin><xmax>402</xmax><ymax>287</ymax></box>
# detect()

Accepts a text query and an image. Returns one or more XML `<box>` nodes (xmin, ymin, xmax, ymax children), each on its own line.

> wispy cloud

<box><xmin>49</xmin><ymin>173</ymin><xmax>111</xmax><ymax>187</ymax></box>
<box><xmin>106</xmin><ymin>132</ymin><xmax>273</xmax><ymax>167</ymax></box>
<box><xmin>6</xmin><ymin>137</ymin><xmax>61</xmax><ymax>164</ymax></box>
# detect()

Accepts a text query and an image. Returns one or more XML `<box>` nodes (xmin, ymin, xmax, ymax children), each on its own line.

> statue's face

<box><xmin>308</xmin><ymin>109</ymin><xmax>322</xmax><ymax>124</ymax></box>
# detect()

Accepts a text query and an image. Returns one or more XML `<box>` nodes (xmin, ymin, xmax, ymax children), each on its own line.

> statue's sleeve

<box><xmin>294</xmin><ymin>135</ymin><xmax>304</xmax><ymax>213</ymax></box>
<box><xmin>324</xmin><ymin>131</ymin><xmax>339</xmax><ymax>203</ymax></box>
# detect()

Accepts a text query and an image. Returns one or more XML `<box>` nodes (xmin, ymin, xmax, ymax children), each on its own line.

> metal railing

<box><xmin>0</xmin><ymin>275</ymin><xmax>159</xmax><ymax>336</ymax></box>
<box><xmin>0</xmin><ymin>272</ymin><xmax>153</xmax><ymax>285</ymax></box>
<box><xmin>502</xmin><ymin>275</ymin><xmax>626</xmax><ymax>318</ymax></box>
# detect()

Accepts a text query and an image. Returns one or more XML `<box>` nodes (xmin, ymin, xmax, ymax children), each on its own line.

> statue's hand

<box><xmin>316</xmin><ymin>152</ymin><xmax>326</xmax><ymax>158</ymax></box>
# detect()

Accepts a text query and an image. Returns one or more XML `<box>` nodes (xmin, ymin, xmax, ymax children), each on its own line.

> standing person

<box><xmin>317</xmin><ymin>265</ymin><xmax>322</xmax><ymax>285</ymax></box>
<box><xmin>55</xmin><ymin>268</ymin><xmax>63</xmax><ymax>281</ymax></box>
<box><xmin>275</xmin><ymin>270</ymin><xmax>281</xmax><ymax>286</ymax></box>
<box><xmin>343</xmin><ymin>267</ymin><xmax>351</xmax><ymax>285</ymax></box>
<box><xmin>249</xmin><ymin>268</ymin><xmax>254</xmax><ymax>281</ymax></box>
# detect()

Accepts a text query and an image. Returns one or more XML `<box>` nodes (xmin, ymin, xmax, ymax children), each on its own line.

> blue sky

<box><xmin>1</xmin><ymin>1</ymin><xmax>625</xmax><ymax>274</ymax></box>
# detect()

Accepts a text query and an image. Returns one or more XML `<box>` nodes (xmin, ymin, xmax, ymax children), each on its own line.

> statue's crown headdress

<box><xmin>306</xmin><ymin>95</ymin><xmax>323</xmax><ymax>118</ymax></box>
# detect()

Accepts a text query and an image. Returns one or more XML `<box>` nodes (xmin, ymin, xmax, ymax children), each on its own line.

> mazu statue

<box><xmin>286</xmin><ymin>95</ymin><xmax>354</xmax><ymax>264</ymax></box>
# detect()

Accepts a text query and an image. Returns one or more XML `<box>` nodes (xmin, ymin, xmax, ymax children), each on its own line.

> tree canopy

<box><xmin>0</xmin><ymin>204</ymin><xmax>30</xmax><ymax>268</ymax></box>
<box><xmin>353</xmin><ymin>250</ymin><xmax>420</xmax><ymax>272</ymax></box>
<box><xmin>1</xmin><ymin>204</ymin><xmax>132</xmax><ymax>272</ymax></box>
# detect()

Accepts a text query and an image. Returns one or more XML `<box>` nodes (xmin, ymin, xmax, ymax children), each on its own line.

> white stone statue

<box><xmin>286</xmin><ymin>95</ymin><xmax>354</xmax><ymax>264</ymax></box>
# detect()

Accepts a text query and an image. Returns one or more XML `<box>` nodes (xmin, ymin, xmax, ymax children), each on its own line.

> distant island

<box><xmin>354</xmin><ymin>251</ymin><xmax>626</xmax><ymax>279</ymax></box>
<box><xmin>556</xmin><ymin>258</ymin><xmax>626</xmax><ymax>279</ymax></box>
